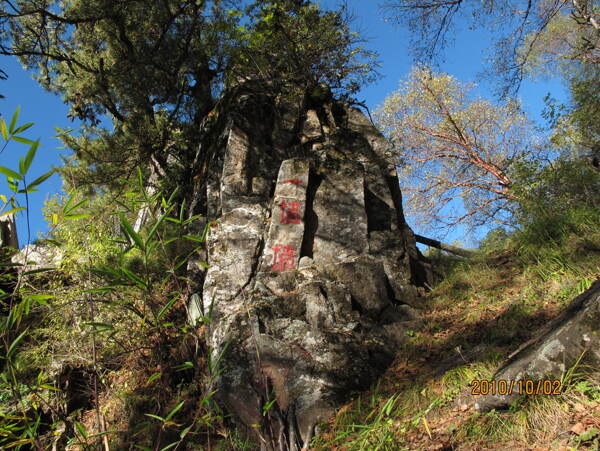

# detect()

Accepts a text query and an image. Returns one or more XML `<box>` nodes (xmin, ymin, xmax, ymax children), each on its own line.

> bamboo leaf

<box><xmin>23</xmin><ymin>267</ymin><xmax>55</xmax><ymax>275</ymax></box>
<box><xmin>120</xmin><ymin>213</ymin><xmax>145</xmax><ymax>250</ymax></box>
<box><xmin>12</xmin><ymin>136</ymin><xmax>35</xmax><ymax>146</ymax></box>
<box><xmin>8</xmin><ymin>177</ymin><xmax>19</xmax><ymax>192</ymax></box>
<box><xmin>8</xmin><ymin>106</ymin><xmax>20</xmax><ymax>134</ymax></box>
<box><xmin>182</xmin><ymin>235</ymin><xmax>204</xmax><ymax>243</ymax></box>
<box><xmin>144</xmin><ymin>413</ymin><xmax>165</xmax><ymax>422</ymax></box>
<box><xmin>13</xmin><ymin>122</ymin><xmax>34</xmax><ymax>134</ymax></box>
<box><xmin>64</xmin><ymin>213</ymin><xmax>91</xmax><ymax>220</ymax></box>
<box><xmin>22</xmin><ymin>139</ymin><xmax>40</xmax><ymax>174</ymax></box>
<box><xmin>0</xmin><ymin>207</ymin><xmax>25</xmax><ymax>218</ymax></box>
<box><xmin>1</xmin><ymin>119</ymin><xmax>8</xmax><ymax>140</ymax></box>
<box><xmin>64</xmin><ymin>197</ymin><xmax>87</xmax><ymax>214</ymax></box>
<box><xmin>7</xmin><ymin>329</ymin><xmax>28</xmax><ymax>359</ymax></box>
<box><xmin>173</xmin><ymin>361</ymin><xmax>193</xmax><ymax>372</ymax></box>
<box><xmin>157</xmin><ymin>295</ymin><xmax>179</xmax><ymax>322</ymax></box>
<box><xmin>146</xmin><ymin>204</ymin><xmax>175</xmax><ymax>246</ymax></box>
<box><xmin>27</xmin><ymin>169</ymin><xmax>55</xmax><ymax>190</ymax></box>
<box><xmin>120</xmin><ymin>267</ymin><xmax>147</xmax><ymax>289</ymax></box>
<box><xmin>0</xmin><ymin>166</ymin><xmax>23</xmax><ymax>180</ymax></box>
<box><xmin>75</xmin><ymin>421</ymin><xmax>88</xmax><ymax>439</ymax></box>
<box><xmin>164</xmin><ymin>401</ymin><xmax>184</xmax><ymax>421</ymax></box>
<box><xmin>25</xmin><ymin>294</ymin><xmax>53</xmax><ymax>306</ymax></box>
<box><xmin>147</xmin><ymin>372</ymin><xmax>162</xmax><ymax>384</ymax></box>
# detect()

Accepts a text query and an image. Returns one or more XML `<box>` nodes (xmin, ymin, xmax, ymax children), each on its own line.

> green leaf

<box><xmin>40</xmin><ymin>383</ymin><xmax>60</xmax><ymax>391</ymax></box>
<box><xmin>7</xmin><ymin>329</ymin><xmax>28</xmax><ymax>359</ymax></box>
<box><xmin>0</xmin><ymin>166</ymin><xmax>23</xmax><ymax>180</ymax></box>
<box><xmin>64</xmin><ymin>213</ymin><xmax>91</xmax><ymax>220</ymax></box>
<box><xmin>165</xmin><ymin>401</ymin><xmax>185</xmax><ymax>421</ymax></box>
<box><xmin>25</xmin><ymin>294</ymin><xmax>53</xmax><ymax>306</ymax></box>
<box><xmin>147</xmin><ymin>372</ymin><xmax>162</xmax><ymax>384</ymax></box>
<box><xmin>7</xmin><ymin>178</ymin><xmax>18</xmax><ymax>192</ymax></box>
<box><xmin>27</xmin><ymin>169</ymin><xmax>55</xmax><ymax>190</ymax></box>
<box><xmin>0</xmin><ymin>119</ymin><xmax>7</xmax><ymax>140</ymax></box>
<box><xmin>0</xmin><ymin>207</ymin><xmax>25</xmax><ymax>218</ymax></box>
<box><xmin>13</xmin><ymin>122</ymin><xmax>34</xmax><ymax>134</ymax></box>
<box><xmin>17</xmin><ymin>187</ymin><xmax>39</xmax><ymax>194</ymax></box>
<box><xmin>137</xmin><ymin>166</ymin><xmax>144</xmax><ymax>190</ymax></box>
<box><xmin>75</xmin><ymin>421</ymin><xmax>88</xmax><ymax>439</ymax></box>
<box><xmin>84</xmin><ymin>286</ymin><xmax>116</xmax><ymax>294</ymax></box>
<box><xmin>182</xmin><ymin>214</ymin><xmax>203</xmax><ymax>226</ymax></box>
<box><xmin>160</xmin><ymin>442</ymin><xmax>179</xmax><ymax>451</ymax></box>
<box><xmin>182</xmin><ymin>235</ymin><xmax>205</xmax><ymax>243</ymax></box>
<box><xmin>121</xmin><ymin>267</ymin><xmax>148</xmax><ymax>289</ymax></box>
<box><xmin>8</xmin><ymin>106</ymin><xmax>20</xmax><ymax>134</ymax></box>
<box><xmin>146</xmin><ymin>204</ymin><xmax>175</xmax><ymax>246</ymax></box>
<box><xmin>173</xmin><ymin>361</ymin><xmax>193</xmax><ymax>372</ymax></box>
<box><xmin>157</xmin><ymin>295</ymin><xmax>179</xmax><ymax>322</ymax></box>
<box><xmin>21</xmin><ymin>139</ymin><xmax>40</xmax><ymax>175</ymax></box>
<box><xmin>83</xmin><ymin>322</ymin><xmax>114</xmax><ymax>333</ymax></box>
<box><xmin>11</xmin><ymin>135</ymin><xmax>35</xmax><ymax>146</ymax></box>
<box><xmin>144</xmin><ymin>413</ymin><xmax>165</xmax><ymax>422</ymax></box>
<box><xmin>23</xmin><ymin>267</ymin><xmax>55</xmax><ymax>275</ymax></box>
<box><xmin>262</xmin><ymin>398</ymin><xmax>277</xmax><ymax>416</ymax></box>
<box><xmin>120</xmin><ymin>213</ymin><xmax>145</xmax><ymax>250</ymax></box>
<box><xmin>64</xmin><ymin>197</ymin><xmax>88</xmax><ymax>214</ymax></box>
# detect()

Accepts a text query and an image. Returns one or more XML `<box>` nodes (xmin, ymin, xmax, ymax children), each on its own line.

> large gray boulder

<box><xmin>475</xmin><ymin>278</ymin><xmax>600</xmax><ymax>412</ymax></box>
<box><xmin>192</xmin><ymin>86</ymin><xmax>430</xmax><ymax>450</ymax></box>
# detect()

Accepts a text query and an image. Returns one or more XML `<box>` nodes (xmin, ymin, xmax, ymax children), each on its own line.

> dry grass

<box><xmin>311</xmin><ymin>246</ymin><xmax>600</xmax><ymax>451</ymax></box>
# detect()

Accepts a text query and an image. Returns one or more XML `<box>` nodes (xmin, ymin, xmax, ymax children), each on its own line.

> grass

<box><xmin>311</xmin><ymin>224</ymin><xmax>600</xmax><ymax>450</ymax></box>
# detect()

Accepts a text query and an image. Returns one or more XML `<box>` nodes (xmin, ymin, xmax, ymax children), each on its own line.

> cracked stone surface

<box><xmin>190</xmin><ymin>85</ymin><xmax>432</xmax><ymax>450</ymax></box>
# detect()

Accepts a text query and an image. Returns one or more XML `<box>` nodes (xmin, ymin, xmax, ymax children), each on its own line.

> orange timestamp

<box><xmin>470</xmin><ymin>379</ymin><xmax>562</xmax><ymax>396</ymax></box>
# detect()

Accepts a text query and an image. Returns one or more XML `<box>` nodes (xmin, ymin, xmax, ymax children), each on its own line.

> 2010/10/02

<box><xmin>470</xmin><ymin>379</ymin><xmax>562</xmax><ymax>396</ymax></box>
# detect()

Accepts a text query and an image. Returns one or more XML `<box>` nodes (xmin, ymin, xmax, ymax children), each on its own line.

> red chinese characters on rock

<box><xmin>279</xmin><ymin>200</ymin><xmax>301</xmax><ymax>225</ymax></box>
<box><xmin>271</xmin><ymin>244</ymin><xmax>297</xmax><ymax>273</ymax></box>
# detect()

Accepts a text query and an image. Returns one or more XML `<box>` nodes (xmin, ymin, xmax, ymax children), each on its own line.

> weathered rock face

<box><xmin>193</xmin><ymin>85</ymin><xmax>430</xmax><ymax>449</ymax></box>
<box><xmin>0</xmin><ymin>214</ymin><xmax>18</xmax><ymax>250</ymax></box>
<box><xmin>475</xmin><ymin>278</ymin><xmax>600</xmax><ymax>412</ymax></box>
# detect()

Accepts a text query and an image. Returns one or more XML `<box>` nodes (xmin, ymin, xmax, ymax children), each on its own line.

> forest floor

<box><xmin>311</xmin><ymin>239</ymin><xmax>600</xmax><ymax>450</ymax></box>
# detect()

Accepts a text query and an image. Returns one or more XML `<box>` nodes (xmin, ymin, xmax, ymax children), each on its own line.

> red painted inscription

<box><xmin>279</xmin><ymin>200</ymin><xmax>302</xmax><ymax>225</ymax></box>
<box><xmin>271</xmin><ymin>244</ymin><xmax>297</xmax><ymax>272</ymax></box>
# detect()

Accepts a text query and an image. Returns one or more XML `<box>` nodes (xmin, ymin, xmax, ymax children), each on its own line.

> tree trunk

<box><xmin>414</xmin><ymin>234</ymin><xmax>474</xmax><ymax>257</ymax></box>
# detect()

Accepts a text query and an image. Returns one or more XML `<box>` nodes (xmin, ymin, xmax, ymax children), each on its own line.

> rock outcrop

<box><xmin>0</xmin><ymin>214</ymin><xmax>18</xmax><ymax>251</ymax></box>
<box><xmin>475</xmin><ymin>278</ymin><xmax>600</xmax><ymax>412</ymax></box>
<box><xmin>191</xmin><ymin>84</ymin><xmax>431</xmax><ymax>450</ymax></box>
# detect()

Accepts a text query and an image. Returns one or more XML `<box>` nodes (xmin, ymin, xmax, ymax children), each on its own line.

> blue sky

<box><xmin>0</xmin><ymin>1</ymin><xmax>567</xmax><ymax>248</ymax></box>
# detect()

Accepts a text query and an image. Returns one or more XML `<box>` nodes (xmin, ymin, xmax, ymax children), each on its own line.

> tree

<box><xmin>381</xmin><ymin>0</ymin><xmax>600</xmax><ymax>94</ymax></box>
<box><xmin>375</xmin><ymin>65</ymin><xmax>544</xmax><ymax>231</ymax></box>
<box><xmin>0</xmin><ymin>0</ymin><xmax>377</xmax><ymax>208</ymax></box>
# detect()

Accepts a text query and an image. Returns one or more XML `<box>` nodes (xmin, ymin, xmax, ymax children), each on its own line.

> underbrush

<box><xmin>311</xmin><ymin>216</ymin><xmax>600</xmax><ymax>450</ymax></box>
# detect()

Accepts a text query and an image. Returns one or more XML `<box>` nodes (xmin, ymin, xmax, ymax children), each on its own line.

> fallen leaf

<box><xmin>570</xmin><ymin>422</ymin><xmax>586</xmax><ymax>435</ymax></box>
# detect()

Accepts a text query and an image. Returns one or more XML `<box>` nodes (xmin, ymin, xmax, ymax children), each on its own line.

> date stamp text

<box><xmin>470</xmin><ymin>379</ymin><xmax>562</xmax><ymax>396</ymax></box>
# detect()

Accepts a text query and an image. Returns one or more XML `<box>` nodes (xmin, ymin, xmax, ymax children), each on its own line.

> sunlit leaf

<box><xmin>0</xmin><ymin>166</ymin><xmax>23</xmax><ymax>180</ymax></box>
<box><xmin>8</xmin><ymin>106</ymin><xmax>20</xmax><ymax>134</ymax></box>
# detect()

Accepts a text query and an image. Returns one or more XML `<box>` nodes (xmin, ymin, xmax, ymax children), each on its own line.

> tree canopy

<box><xmin>0</xmin><ymin>0</ymin><xmax>378</xmax><ymax>196</ymax></box>
<box><xmin>375</xmin><ymin>65</ymin><xmax>544</xmax><ymax>231</ymax></box>
<box><xmin>382</xmin><ymin>0</ymin><xmax>600</xmax><ymax>93</ymax></box>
